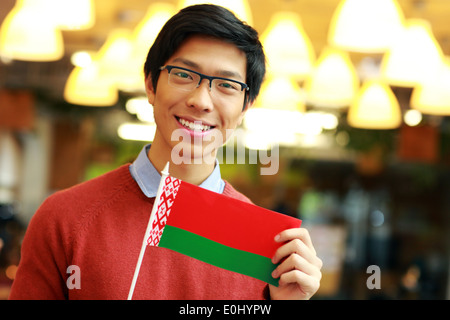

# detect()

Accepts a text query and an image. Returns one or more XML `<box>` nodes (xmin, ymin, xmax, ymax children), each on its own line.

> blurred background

<box><xmin>0</xmin><ymin>0</ymin><xmax>449</xmax><ymax>300</ymax></box>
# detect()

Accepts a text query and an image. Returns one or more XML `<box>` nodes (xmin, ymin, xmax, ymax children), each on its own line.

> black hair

<box><xmin>143</xmin><ymin>4</ymin><xmax>266</xmax><ymax>105</ymax></box>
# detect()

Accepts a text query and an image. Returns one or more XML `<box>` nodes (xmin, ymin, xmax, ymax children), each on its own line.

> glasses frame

<box><xmin>159</xmin><ymin>65</ymin><xmax>250</xmax><ymax>93</ymax></box>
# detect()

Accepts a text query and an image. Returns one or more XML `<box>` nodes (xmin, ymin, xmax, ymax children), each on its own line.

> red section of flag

<box><xmin>165</xmin><ymin>180</ymin><xmax>301</xmax><ymax>259</ymax></box>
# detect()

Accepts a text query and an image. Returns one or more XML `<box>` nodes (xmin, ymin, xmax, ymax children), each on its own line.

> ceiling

<box><xmin>1</xmin><ymin>0</ymin><xmax>450</xmax><ymax>101</ymax></box>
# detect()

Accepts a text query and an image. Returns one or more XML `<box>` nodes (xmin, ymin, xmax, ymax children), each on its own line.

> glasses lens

<box><xmin>168</xmin><ymin>68</ymin><xmax>198</xmax><ymax>91</ymax></box>
<box><xmin>211</xmin><ymin>79</ymin><xmax>244</xmax><ymax>96</ymax></box>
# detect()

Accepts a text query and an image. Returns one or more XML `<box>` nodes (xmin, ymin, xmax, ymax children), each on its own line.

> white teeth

<box><xmin>178</xmin><ymin>118</ymin><xmax>212</xmax><ymax>131</ymax></box>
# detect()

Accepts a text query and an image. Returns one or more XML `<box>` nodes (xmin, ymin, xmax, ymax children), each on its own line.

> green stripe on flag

<box><xmin>159</xmin><ymin>225</ymin><xmax>279</xmax><ymax>286</ymax></box>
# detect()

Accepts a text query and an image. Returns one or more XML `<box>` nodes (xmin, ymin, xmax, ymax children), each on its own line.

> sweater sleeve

<box><xmin>9</xmin><ymin>194</ymin><xmax>71</xmax><ymax>300</ymax></box>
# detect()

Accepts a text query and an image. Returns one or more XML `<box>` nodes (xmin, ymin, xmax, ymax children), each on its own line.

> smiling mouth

<box><xmin>176</xmin><ymin>116</ymin><xmax>215</xmax><ymax>132</ymax></box>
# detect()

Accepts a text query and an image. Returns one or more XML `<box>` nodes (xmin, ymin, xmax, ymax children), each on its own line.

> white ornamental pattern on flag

<box><xmin>147</xmin><ymin>176</ymin><xmax>181</xmax><ymax>246</ymax></box>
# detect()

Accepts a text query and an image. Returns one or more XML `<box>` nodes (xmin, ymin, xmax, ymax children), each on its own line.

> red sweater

<box><xmin>9</xmin><ymin>165</ymin><xmax>268</xmax><ymax>300</ymax></box>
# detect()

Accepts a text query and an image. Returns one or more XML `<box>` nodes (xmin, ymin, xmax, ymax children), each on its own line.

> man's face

<box><xmin>145</xmin><ymin>35</ymin><xmax>251</xmax><ymax>163</ymax></box>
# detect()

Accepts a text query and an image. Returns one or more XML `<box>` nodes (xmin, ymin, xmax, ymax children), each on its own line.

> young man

<box><xmin>9</xmin><ymin>5</ymin><xmax>322</xmax><ymax>300</ymax></box>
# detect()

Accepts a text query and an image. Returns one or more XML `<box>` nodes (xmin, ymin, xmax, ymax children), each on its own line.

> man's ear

<box><xmin>145</xmin><ymin>76</ymin><xmax>156</xmax><ymax>105</ymax></box>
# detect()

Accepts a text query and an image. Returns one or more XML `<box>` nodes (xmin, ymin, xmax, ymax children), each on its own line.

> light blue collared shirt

<box><xmin>129</xmin><ymin>144</ymin><xmax>225</xmax><ymax>198</ymax></box>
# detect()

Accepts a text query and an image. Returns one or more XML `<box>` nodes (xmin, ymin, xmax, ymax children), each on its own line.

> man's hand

<box><xmin>269</xmin><ymin>228</ymin><xmax>323</xmax><ymax>300</ymax></box>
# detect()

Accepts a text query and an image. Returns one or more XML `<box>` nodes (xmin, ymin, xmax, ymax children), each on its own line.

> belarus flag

<box><xmin>142</xmin><ymin>166</ymin><xmax>301</xmax><ymax>287</ymax></box>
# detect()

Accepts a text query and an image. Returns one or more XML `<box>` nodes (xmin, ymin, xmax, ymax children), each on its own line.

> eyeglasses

<box><xmin>160</xmin><ymin>65</ymin><xmax>249</xmax><ymax>99</ymax></box>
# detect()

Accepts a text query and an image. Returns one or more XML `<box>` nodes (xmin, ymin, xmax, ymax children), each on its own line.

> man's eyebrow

<box><xmin>217</xmin><ymin>70</ymin><xmax>244</xmax><ymax>81</ymax></box>
<box><xmin>172</xmin><ymin>58</ymin><xmax>199</xmax><ymax>69</ymax></box>
<box><xmin>171</xmin><ymin>57</ymin><xmax>244</xmax><ymax>81</ymax></box>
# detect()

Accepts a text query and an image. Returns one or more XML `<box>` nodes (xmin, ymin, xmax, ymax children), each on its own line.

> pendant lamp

<box><xmin>0</xmin><ymin>0</ymin><xmax>64</xmax><ymax>61</ymax></box>
<box><xmin>255</xmin><ymin>76</ymin><xmax>305</xmax><ymax>112</ymax></box>
<box><xmin>96</xmin><ymin>29</ymin><xmax>143</xmax><ymax>91</ymax></box>
<box><xmin>328</xmin><ymin>0</ymin><xmax>405</xmax><ymax>53</ymax></box>
<box><xmin>304</xmin><ymin>47</ymin><xmax>359</xmax><ymax>108</ymax></box>
<box><xmin>244</xmin><ymin>76</ymin><xmax>305</xmax><ymax>148</ymax></box>
<box><xmin>132</xmin><ymin>3</ymin><xmax>175</xmax><ymax>61</ymax></box>
<box><xmin>261</xmin><ymin>12</ymin><xmax>315</xmax><ymax>79</ymax></box>
<box><xmin>410</xmin><ymin>57</ymin><xmax>450</xmax><ymax>115</ymax></box>
<box><xmin>381</xmin><ymin>19</ymin><xmax>444</xmax><ymax>87</ymax></box>
<box><xmin>52</xmin><ymin>0</ymin><xmax>95</xmax><ymax>30</ymax></box>
<box><xmin>347</xmin><ymin>80</ymin><xmax>401</xmax><ymax>129</ymax></box>
<box><xmin>64</xmin><ymin>62</ymin><xmax>118</xmax><ymax>107</ymax></box>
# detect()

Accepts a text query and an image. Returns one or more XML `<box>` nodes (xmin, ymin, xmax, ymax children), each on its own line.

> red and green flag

<box><xmin>145</xmin><ymin>174</ymin><xmax>301</xmax><ymax>286</ymax></box>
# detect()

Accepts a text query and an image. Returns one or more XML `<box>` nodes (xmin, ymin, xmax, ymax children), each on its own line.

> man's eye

<box><xmin>174</xmin><ymin>72</ymin><xmax>192</xmax><ymax>79</ymax></box>
<box><xmin>218</xmin><ymin>81</ymin><xmax>239</xmax><ymax>90</ymax></box>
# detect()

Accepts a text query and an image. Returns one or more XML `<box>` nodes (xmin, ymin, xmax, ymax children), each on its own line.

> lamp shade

<box><xmin>381</xmin><ymin>19</ymin><xmax>444</xmax><ymax>87</ymax></box>
<box><xmin>328</xmin><ymin>0</ymin><xmax>405</xmax><ymax>53</ymax></box>
<box><xmin>304</xmin><ymin>47</ymin><xmax>359</xmax><ymax>108</ymax></box>
<box><xmin>254</xmin><ymin>76</ymin><xmax>305</xmax><ymax>112</ymax></box>
<box><xmin>52</xmin><ymin>0</ymin><xmax>95</xmax><ymax>30</ymax></box>
<box><xmin>96</xmin><ymin>29</ymin><xmax>144</xmax><ymax>91</ymax></box>
<box><xmin>410</xmin><ymin>57</ymin><xmax>450</xmax><ymax>115</ymax></box>
<box><xmin>261</xmin><ymin>12</ymin><xmax>315</xmax><ymax>79</ymax></box>
<box><xmin>347</xmin><ymin>80</ymin><xmax>401</xmax><ymax>129</ymax></box>
<box><xmin>64</xmin><ymin>62</ymin><xmax>118</xmax><ymax>107</ymax></box>
<box><xmin>132</xmin><ymin>3</ymin><xmax>175</xmax><ymax>61</ymax></box>
<box><xmin>97</xmin><ymin>29</ymin><xmax>134</xmax><ymax>66</ymax></box>
<box><xmin>246</xmin><ymin>76</ymin><xmax>305</xmax><ymax>147</ymax></box>
<box><xmin>0</xmin><ymin>0</ymin><xmax>64</xmax><ymax>61</ymax></box>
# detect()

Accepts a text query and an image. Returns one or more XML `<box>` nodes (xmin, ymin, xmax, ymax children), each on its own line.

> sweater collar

<box><xmin>129</xmin><ymin>144</ymin><xmax>225</xmax><ymax>198</ymax></box>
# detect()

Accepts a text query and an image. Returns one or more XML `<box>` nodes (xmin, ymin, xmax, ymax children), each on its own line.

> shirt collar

<box><xmin>129</xmin><ymin>144</ymin><xmax>225</xmax><ymax>198</ymax></box>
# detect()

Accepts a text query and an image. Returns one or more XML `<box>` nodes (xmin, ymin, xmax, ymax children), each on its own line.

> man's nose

<box><xmin>186</xmin><ymin>79</ymin><xmax>214</xmax><ymax>112</ymax></box>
